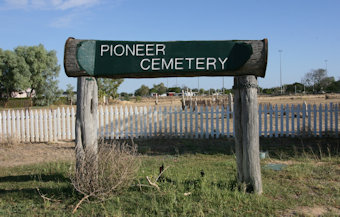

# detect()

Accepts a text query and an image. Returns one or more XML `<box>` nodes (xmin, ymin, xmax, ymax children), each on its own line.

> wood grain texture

<box><xmin>234</xmin><ymin>75</ymin><xmax>262</xmax><ymax>194</ymax></box>
<box><xmin>75</xmin><ymin>77</ymin><xmax>98</xmax><ymax>169</ymax></box>
<box><xmin>64</xmin><ymin>38</ymin><xmax>268</xmax><ymax>78</ymax></box>
<box><xmin>64</xmin><ymin>38</ymin><xmax>88</xmax><ymax>77</ymax></box>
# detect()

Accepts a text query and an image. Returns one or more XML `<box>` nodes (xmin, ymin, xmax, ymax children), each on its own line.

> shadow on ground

<box><xmin>111</xmin><ymin>137</ymin><xmax>340</xmax><ymax>158</ymax></box>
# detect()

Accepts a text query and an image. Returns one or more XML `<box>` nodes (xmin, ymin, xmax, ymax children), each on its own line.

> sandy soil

<box><xmin>0</xmin><ymin>142</ymin><xmax>74</xmax><ymax>168</ymax></box>
<box><xmin>111</xmin><ymin>94</ymin><xmax>340</xmax><ymax>107</ymax></box>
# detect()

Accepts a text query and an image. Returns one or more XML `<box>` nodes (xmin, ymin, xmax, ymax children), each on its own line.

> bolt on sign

<box><xmin>64</xmin><ymin>38</ymin><xmax>267</xmax><ymax>78</ymax></box>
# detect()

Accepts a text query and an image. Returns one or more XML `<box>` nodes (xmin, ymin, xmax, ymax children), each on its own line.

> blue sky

<box><xmin>1</xmin><ymin>0</ymin><xmax>339</xmax><ymax>93</ymax></box>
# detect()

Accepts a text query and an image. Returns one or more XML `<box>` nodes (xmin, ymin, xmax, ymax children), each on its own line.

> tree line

<box><xmin>133</xmin><ymin>82</ymin><xmax>232</xmax><ymax>97</ymax></box>
<box><xmin>261</xmin><ymin>68</ymin><xmax>340</xmax><ymax>95</ymax></box>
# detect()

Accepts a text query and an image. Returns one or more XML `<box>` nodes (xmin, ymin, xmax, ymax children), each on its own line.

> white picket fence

<box><xmin>0</xmin><ymin>103</ymin><xmax>338</xmax><ymax>142</ymax></box>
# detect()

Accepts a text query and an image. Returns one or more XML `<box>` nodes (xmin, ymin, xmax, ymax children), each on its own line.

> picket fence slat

<box><xmin>0</xmin><ymin>103</ymin><xmax>338</xmax><ymax>143</ymax></box>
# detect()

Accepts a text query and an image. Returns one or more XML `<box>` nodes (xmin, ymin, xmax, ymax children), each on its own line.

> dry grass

<box><xmin>70</xmin><ymin>139</ymin><xmax>140</xmax><ymax>212</ymax></box>
<box><xmin>0</xmin><ymin>135</ymin><xmax>19</xmax><ymax>147</ymax></box>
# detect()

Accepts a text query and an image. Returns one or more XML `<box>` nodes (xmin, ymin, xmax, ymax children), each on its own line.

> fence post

<box><xmin>35</xmin><ymin>110</ymin><xmax>39</xmax><ymax>142</ymax></box>
<box><xmin>275</xmin><ymin>105</ymin><xmax>278</xmax><ymax>138</ymax></box>
<box><xmin>280</xmin><ymin>104</ymin><xmax>284</xmax><ymax>137</ymax></box>
<box><xmin>221</xmin><ymin>106</ymin><xmax>225</xmax><ymax>138</ymax></box>
<box><xmin>153</xmin><ymin>106</ymin><xmax>157</xmax><ymax>137</ymax></box>
<box><xmin>16</xmin><ymin>110</ymin><xmax>20</xmax><ymax>141</ymax></box>
<box><xmin>12</xmin><ymin>110</ymin><xmax>16</xmax><ymax>139</ymax></box>
<box><xmin>124</xmin><ymin>106</ymin><xmax>129</xmax><ymax>139</ymax></box>
<box><xmin>0</xmin><ymin>113</ymin><xmax>2</xmax><ymax>142</ymax></box>
<box><xmin>233</xmin><ymin>75</ymin><xmax>262</xmax><ymax>194</ymax></box>
<box><xmin>44</xmin><ymin>109</ymin><xmax>48</xmax><ymax>142</ymax></box>
<box><xmin>190</xmin><ymin>106</ymin><xmax>193</xmax><ymax>139</ymax></box>
<box><xmin>200</xmin><ymin>106</ymin><xmax>204</xmax><ymax>138</ymax></box>
<box><xmin>75</xmin><ymin>77</ymin><xmax>98</xmax><ymax>175</ymax></box>
<box><xmin>71</xmin><ymin>107</ymin><xmax>75</xmax><ymax>140</ymax></box>
<box><xmin>319</xmin><ymin>104</ymin><xmax>322</xmax><ymax>137</ymax></box>
<box><xmin>296</xmin><ymin>104</ymin><xmax>300</xmax><ymax>137</ymax></box>
<box><xmin>264</xmin><ymin>105</ymin><xmax>267</xmax><ymax>137</ymax></box>
<box><xmin>313</xmin><ymin>104</ymin><xmax>317</xmax><ymax>137</ymax></box>
<box><xmin>335</xmin><ymin>104</ymin><xmax>338</xmax><ymax>138</ymax></box>
<box><xmin>2</xmin><ymin>111</ymin><xmax>5</xmax><ymax>141</ymax></box>
<box><xmin>269</xmin><ymin>105</ymin><xmax>273</xmax><ymax>138</ymax></box>
<box><xmin>169</xmin><ymin>106</ymin><xmax>173</xmax><ymax>137</ymax></box>
<box><xmin>195</xmin><ymin>105</ymin><xmax>199</xmax><ymax>139</ymax></box>
<box><xmin>134</xmin><ymin>106</ymin><xmax>138</xmax><ymax>138</ymax></box>
<box><xmin>307</xmin><ymin>104</ymin><xmax>311</xmax><ymax>137</ymax></box>
<box><xmin>325</xmin><ymin>104</ymin><xmax>328</xmax><ymax>136</ymax></box>
<box><xmin>216</xmin><ymin>106</ymin><xmax>220</xmax><ymax>138</ymax></box>
<box><xmin>159</xmin><ymin>106</ymin><xmax>163</xmax><ymax>137</ymax></box>
<box><xmin>66</xmin><ymin>108</ymin><xmax>71</xmax><ymax>140</ymax></box>
<box><xmin>227</xmin><ymin>105</ymin><xmax>230</xmax><ymax>137</ymax></box>
<box><xmin>143</xmin><ymin>106</ymin><xmax>147</xmax><ymax>138</ymax></box>
<box><xmin>164</xmin><ymin>107</ymin><xmax>168</xmax><ymax>137</ymax></box>
<box><xmin>7</xmin><ymin>110</ymin><xmax>11</xmax><ymax>138</ymax></box>
<box><xmin>49</xmin><ymin>110</ymin><xmax>53</xmax><ymax>142</ymax></box>
<box><xmin>205</xmin><ymin>105</ymin><xmax>209</xmax><ymax>139</ymax></box>
<box><xmin>106</xmin><ymin>106</ymin><xmax>110</xmax><ymax>139</ymax></box>
<box><xmin>330</xmin><ymin>103</ymin><xmax>333</xmax><ymax>137</ymax></box>
<box><xmin>21</xmin><ymin>110</ymin><xmax>25</xmax><ymax>142</ymax></box>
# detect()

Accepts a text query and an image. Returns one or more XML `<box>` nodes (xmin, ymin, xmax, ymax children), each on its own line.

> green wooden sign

<box><xmin>64</xmin><ymin>38</ymin><xmax>268</xmax><ymax>78</ymax></box>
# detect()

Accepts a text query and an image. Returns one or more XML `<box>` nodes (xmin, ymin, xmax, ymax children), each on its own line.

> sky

<box><xmin>1</xmin><ymin>0</ymin><xmax>339</xmax><ymax>93</ymax></box>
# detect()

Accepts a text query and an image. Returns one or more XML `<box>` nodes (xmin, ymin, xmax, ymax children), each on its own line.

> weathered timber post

<box><xmin>233</xmin><ymin>75</ymin><xmax>262</xmax><ymax>194</ymax></box>
<box><xmin>64</xmin><ymin>38</ymin><xmax>98</xmax><ymax>173</ymax></box>
<box><xmin>64</xmin><ymin>37</ymin><xmax>268</xmax><ymax>194</ymax></box>
<box><xmin>75</xmin><ymin>77</ymin><xmax>98</xmax><ymax>171</ymax></box>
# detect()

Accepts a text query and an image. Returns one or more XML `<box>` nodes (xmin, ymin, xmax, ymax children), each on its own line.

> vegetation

<box><xmin>134</xmin><ymin>85</ymin><xmax>150</xmax><ymax>97</ymax></box>
<box><xmin>97</xmin><ymin>78</ymin><xmax>124</xmax><ymax>101</ymax></box>
<box><xmin>0</xmin><ymin>45</ymin><xmax>61</xmax><ymax>106</ymax></box>
<box><xmin>70</xmin><ymin>140</ymin><xmax>140</xmax><ymax>213</ymax></box>
<box><xmin>0</xmin><ymin>138</ymin><xmax>339</xmax><ymax>216</ymax></box>
<box><xmin>300</xmin><ymin>68</ymin><xmax>340</xmax><ymax>93</ymax></box>
<box><xmin>150</xmin><ymin>83</ymin><xmax>167</xmax><ymax>95</ymax></box>
<box><xmin>65</xmin><ymin>84</ymin><xmax>75</xmax><ymax>105</ymax></box>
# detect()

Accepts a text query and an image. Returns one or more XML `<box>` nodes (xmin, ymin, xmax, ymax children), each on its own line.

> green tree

<box><xmin>150</xmin><ymin>83</ymin><xmax>167</xmax><ymax>95</ymax></box>
<box><xmin>66</xmin><ymin>83</ymin><xmax>75</xmax><ymax>105</ymax></box>
<box><xmin>285</xmin><ymin>82</ymin><xmax>304</xmax><ymax>94</ymax></box>
<box><xmin>0</xmin><ymin>49</ymin><xmax>30</xmax><ymax>99</ymax></box>
<box><xmin>199</xmin><ymin>88</ymin><xmax>205</xmax><ymax>95</ymax></box>
<box><xmin>135</xmin><ymin>85</ymin><xmax>150</xmax><ymax>96</ymax></box>
<box><xmin>168</xmin><ymin>86</ymin><xmax>181</xmax><ymax>93</ymax></box>
<box><xmin>325</xmin><ymin>79</ymin><xmax>340</xmax><ymax>92</ymax></box>
<box><xmin>301</xmin><ymin>68</ymin><xmax>327</xmax><ymax>92</ymax></box>
<box><xmin>97</xmin><ymin>78</ymin><xmax>124</xmax><ymax>100</ymax></box>
<box><xmin>15</xmin><ymin>44</ymin><xmax>61</xmax><ymax>105</ymax></box>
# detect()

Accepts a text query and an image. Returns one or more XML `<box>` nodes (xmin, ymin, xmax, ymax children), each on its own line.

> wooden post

<box><xmin>75</xmin><ymin>77</ymin><xmax>98</xmax><ymax>171</ymax></box>
<box><xmin>233</xmin><ymin>75</ymin><xmax>262</xmax><ymax>194</ymax></box>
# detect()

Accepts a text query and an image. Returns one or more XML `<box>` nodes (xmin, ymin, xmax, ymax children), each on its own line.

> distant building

<box><xmin>7</xmin><ymin>88</ymin><xmax>35</xmax><ymax>98</ymax></box>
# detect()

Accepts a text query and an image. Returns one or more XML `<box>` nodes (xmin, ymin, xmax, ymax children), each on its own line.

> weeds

<box><xmin>70</xmin><ymin>139</ymin><xmax>140</xmax><ymax>213</ymax></box>
<box><xmin>0</xmin><ymin>135</ymin><xmax>19</xmax><ymax>147</ymax></box>
<box><xmin>0</xmin><ymin>138</ymin><xmax>339</xmax><ymax>216</ymax></box>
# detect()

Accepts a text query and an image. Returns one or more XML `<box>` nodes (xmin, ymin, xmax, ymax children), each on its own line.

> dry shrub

<box><xmin>70</xmin><ymin>139</ymin><xmax>140</xmax><ymax>203</ymax></box>
<box><xmin>0</xmin><ymin>135</ymin><xmax>19</xmax><ymax>147</ymax></box>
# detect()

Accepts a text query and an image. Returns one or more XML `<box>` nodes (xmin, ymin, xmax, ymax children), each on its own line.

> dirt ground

<box><xmin>0</xmin><ymin>142</ymin><xmax>74</xmax><ymax>168</ymax></box>
<box><xmin>112</xmin><ymin>93</ymin><xmax>340</xmax><ymax>108</ymax></box>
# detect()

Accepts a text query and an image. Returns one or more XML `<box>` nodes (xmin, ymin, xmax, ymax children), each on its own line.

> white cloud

<box><xmin>2</xmin><ymin>0</ymin><xmax>100</xmax><ymax>10</ymax></box>
<box><xmin>49</xmin><ymin>13</ymin><xmax>76</xmax><ymax>28</ymax></box>
<box><xmin>56</xmin><ymin>0</ymin><xmax>99</xmax><ymax>10</ymax></box>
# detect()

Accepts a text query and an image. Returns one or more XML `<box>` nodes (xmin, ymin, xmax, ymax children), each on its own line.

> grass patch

<box><xmin>0</xmin><ymin>139</ymin><xmax>339</xmax><ymax>216</ymax></box>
